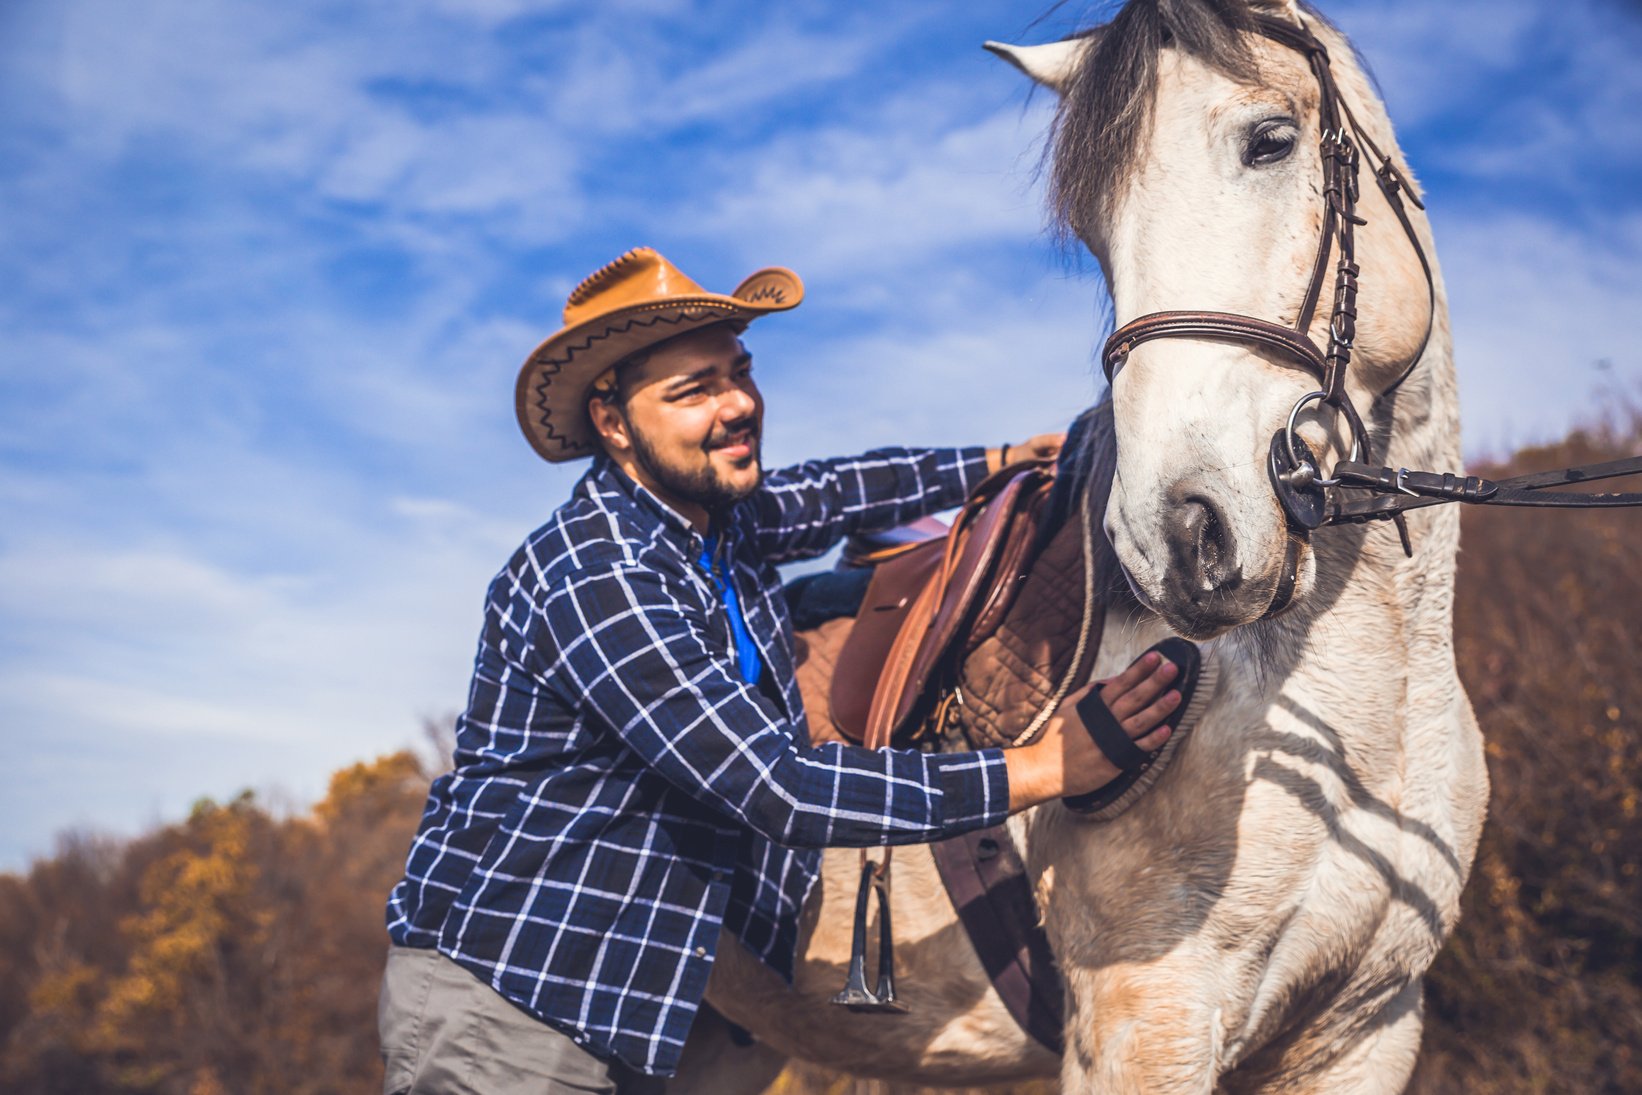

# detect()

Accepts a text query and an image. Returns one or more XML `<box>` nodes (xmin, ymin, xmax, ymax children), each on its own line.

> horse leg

<box><xmin>1222</xmin><ymin>982</ymin><xmax>1425</xmax><ymax>1095</ymax></box>
<box><xmin>1058</xmin><ymin>963</ymin><xmax>1222</xmax><ymax>1095</ymax></box>
<box><xmin>667</xmin><ymin>1002</ymin><xmax>789</xmax><ymax>1095</ymax></box>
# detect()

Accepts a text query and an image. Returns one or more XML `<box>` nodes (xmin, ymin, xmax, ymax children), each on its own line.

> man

<box><xmin>380</xmin><ymin>248</ymin><xmax>1183</xmax><ymax>1093</ymax></box>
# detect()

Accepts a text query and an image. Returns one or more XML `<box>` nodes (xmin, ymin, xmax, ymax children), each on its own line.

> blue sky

<box><xmin>2</xmin><ymin>0</ymin><xmax>1639</xmax><ymax>870</ymax></box>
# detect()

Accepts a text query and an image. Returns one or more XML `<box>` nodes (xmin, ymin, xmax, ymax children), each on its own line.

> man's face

<box><xmin>600</xmin><ymin>324</ymin><xmax>765</xmax><ymax>514</ymax></box>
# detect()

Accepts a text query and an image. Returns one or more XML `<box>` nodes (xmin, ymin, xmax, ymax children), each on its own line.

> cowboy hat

<box><xmin>514</xmin><ymin>247</ymin><xmax>803</xmax><ymax>462</ymax></box>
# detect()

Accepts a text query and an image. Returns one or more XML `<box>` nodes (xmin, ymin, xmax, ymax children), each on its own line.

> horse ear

<box><xmin>1252</xmin><ymin>0</ymin><xmax>1305</xmax><ymax>22</ymax></box>
<box><xmin>983</xmin><ymin>37</ymin><xmax>1092</xmax><ymax>96</ymax></box>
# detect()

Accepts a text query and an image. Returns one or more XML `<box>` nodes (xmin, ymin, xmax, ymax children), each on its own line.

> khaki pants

<box><xmin>378</xmin><ymin>945</ymin><xmax>666</xmax><ymax>1095</ymax></box>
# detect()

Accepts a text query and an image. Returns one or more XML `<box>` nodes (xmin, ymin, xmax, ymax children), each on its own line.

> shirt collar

<box><xmin>586</xmin><ymin>455</ymin><xmax>707</xmax><ymax>555</ymax></box>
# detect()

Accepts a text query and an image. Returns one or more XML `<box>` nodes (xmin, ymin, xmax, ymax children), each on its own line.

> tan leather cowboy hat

<box><xmin>515</xmin><ymin>247</ymin><xmax>803</xmax><ymax>462</ymax></box>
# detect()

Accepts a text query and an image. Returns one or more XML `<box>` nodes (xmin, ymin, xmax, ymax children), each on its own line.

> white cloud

<box><xmin>755</xmin><ymin>271</ymin><xmax>1105</xmax><ymax>464</ymax></box>
<box><xmin>1329</xmin><ymin>0</ymin><xmax>1542</xmax><ymax>126</ymax></box>
<box><xmin>0</xmin><ymin>503</ymin><xmax>520</xmax><ymax>861</ymax></box>
<box><xmin>672</xmin><ymin>95</ymin><xmax>1056</xmax><ymax>296</ymax></box>
<box><xmin>1332</xmin><ymin>0</ymin><xmax>1642</xmax><ymax>192</ymax></box>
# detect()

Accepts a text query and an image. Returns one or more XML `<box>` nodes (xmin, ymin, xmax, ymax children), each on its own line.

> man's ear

<box><xmin>587</xmin><ymin>395</ymin><xmax>631</xmax><ymax>456</ymax></box>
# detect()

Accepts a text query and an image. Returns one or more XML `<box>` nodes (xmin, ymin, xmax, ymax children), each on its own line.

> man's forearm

<box><xmin>1003</xmin><ymin>738</ymin><xmax>1067</xmax><ymax>812</ymax></box>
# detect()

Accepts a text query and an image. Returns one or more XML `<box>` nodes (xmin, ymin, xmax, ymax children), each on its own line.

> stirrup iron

<box><xmin>829</xmin><ymin>858</ymin><xmax>908</xmax><ymax>1013</ymax></box>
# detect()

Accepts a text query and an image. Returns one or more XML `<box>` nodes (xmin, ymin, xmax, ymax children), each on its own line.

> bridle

<box><xmin>1097</xmin><ymin>14</ymin><xmax>1642</xmax><ymax>617</ymax></box>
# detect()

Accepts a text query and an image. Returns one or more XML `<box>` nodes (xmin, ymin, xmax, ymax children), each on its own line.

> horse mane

<box><xmin>1051</xmin><ymin>399</ymin><xmax>1137</xmax><ymax>610</ymax></box>
<box><xmin>1047</xmin><ymin>0</ymin><xmax>1318</xmax><ymax>240</ymax></box>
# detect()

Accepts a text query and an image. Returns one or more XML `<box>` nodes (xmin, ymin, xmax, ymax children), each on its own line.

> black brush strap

<box><xmin>1074</xmin><ymin>684</ymin><xmax>1150</xmax><ymax>772</ymax></box>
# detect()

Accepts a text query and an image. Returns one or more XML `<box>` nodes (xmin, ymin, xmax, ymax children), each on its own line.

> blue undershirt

<box><xmin>698</xmin><ymin>532</ymin><xmax>764</xmax><ymax>687</ymax></box>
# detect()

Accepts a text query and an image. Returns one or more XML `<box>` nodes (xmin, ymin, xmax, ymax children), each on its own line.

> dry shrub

<box><xmin>0</xmin><ymin>755</ymin><xmax>433</xmax><ymax>1094</ymax></box>
<box><xmin>1410</xmin><ymin>416</ymin><xmax>1642</xmax><ymax>1094</ymax></box>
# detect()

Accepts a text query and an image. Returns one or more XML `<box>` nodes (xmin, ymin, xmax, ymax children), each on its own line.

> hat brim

<box><xmin>515</xmin><ymin>268</ymin><xmax>802</xmax><ymax>463</ymax></box>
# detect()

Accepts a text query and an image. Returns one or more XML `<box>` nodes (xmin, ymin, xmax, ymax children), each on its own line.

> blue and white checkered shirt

<box><xmin>385</xmin><ymin>447</ymin><xmax>1011</xmax><ymax>1076</ymax></box>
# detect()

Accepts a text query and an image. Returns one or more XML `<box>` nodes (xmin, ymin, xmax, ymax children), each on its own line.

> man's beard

<box><xmin>628</xmin><ymin>415</ymin><xmax>763</xmax><ymax>514</ymax></box>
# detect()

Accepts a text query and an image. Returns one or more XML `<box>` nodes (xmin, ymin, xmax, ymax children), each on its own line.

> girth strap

<box><xmin>930</xmin><ymin>825</ymin><xmax>1064</xmax><ymax>1055</ymax></box>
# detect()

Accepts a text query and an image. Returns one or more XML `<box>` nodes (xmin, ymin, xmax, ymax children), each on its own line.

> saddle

<box><xmin>808</xmin><ymin>407</ymin><xmax>1122</xmax><ymax>1044</ymax></box>
<box><xmin>830</xmin><ymin>460</ymin><xmax>1058</xmax><ymax>751</ymax></box>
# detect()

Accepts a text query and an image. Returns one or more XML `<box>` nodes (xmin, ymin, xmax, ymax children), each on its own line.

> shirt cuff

<box><xmin>955</xmin><ymin>445</ymin><xmax>992</xmax><ymax>497</ymax></box>
<box><xmin>934</xmin><ymin>747</ymin><xmax>1012</xmax><ymax>834</ymax></box>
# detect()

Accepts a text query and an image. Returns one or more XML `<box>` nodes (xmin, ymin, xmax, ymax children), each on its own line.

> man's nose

<box><xmin>720</xmin><ymin>383</ymin><xmax>758</xmax><ymax>421</ymax></box>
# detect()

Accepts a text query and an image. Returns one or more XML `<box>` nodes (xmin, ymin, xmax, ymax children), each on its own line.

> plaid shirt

<box><xmin>385</xmin><ymin>447</ymin><xmax>1011</xmax><ymax>1076</ymax></box>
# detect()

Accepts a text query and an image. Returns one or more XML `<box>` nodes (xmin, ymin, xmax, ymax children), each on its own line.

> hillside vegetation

<box><xmin>2</xmin><ymin>420</ymin><xmax>1638</xmax><ymax>1094</ymax></box>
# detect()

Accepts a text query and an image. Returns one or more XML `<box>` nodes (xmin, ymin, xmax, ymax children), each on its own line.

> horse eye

<box><xmin>1243</xmin><ymin>120</ymin><xmax>1298</xmax><ymax>167</ymax></box>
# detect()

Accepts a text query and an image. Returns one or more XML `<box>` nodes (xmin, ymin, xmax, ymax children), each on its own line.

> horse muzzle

<box><xmin>1111</xmin><ymin>479</ymin><xmax>1308</xmax><ymax>638</ymax></box>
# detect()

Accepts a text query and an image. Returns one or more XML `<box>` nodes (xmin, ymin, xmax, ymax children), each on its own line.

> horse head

<box><xmin>991</xmin><ymin>0</ymin><xmax>1436</xmax><ymax>639</ymax></box>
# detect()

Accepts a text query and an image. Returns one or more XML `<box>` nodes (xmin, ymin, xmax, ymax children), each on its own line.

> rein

<box><xmin>1325</xmin><ymin>455</ymin><xmax>1642</xmax><ymax>523</ymax></box>
<box><xmin>1098</xmin><ymin>15</ymin><xmax>1642</xmax><ymax>613</ymax></box>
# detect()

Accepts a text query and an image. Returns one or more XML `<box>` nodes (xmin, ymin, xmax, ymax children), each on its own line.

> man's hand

<box><xmin>987</xmin><ymin>432</ymin><xmax>1066</xmax><ymax>474</ymax></box>
<box><xmin>1003</xmin><ymin>650</ymin><xmax>1181</xmax><ymax>811</ymax></box>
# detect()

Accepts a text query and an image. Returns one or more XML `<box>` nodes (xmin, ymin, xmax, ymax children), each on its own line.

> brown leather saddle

<box><xmin>830</xmin><ymin>460</ymin><xmax>1058</xmax><ymax>753</ymax></box>
<box><xmin>827</xmin><ymin>459</ymin><xmax>1070</xmax><ymax>1017</ymax></box>
<box><xmin>817</xmin><ymin>407</ymin><xmax>1121</xmax><ymax>1046</ymax></box>
<box><xmin>823</xmin><ymin>457</ymin><xmax>1093</xmax><ymax>1038</ymax></box>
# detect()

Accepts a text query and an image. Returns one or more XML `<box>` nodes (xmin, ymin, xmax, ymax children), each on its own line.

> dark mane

<box><xmin>1048</xmin><ymin>0</ymin><xmax>1273</xmax><ymax>239</ymax></box>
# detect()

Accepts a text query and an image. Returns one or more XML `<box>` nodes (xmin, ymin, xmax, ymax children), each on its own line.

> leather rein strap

<box><xmin>1325</xmin><ymin>454</ymin><xmax>1642</xmax><ymax>523</ymax></box>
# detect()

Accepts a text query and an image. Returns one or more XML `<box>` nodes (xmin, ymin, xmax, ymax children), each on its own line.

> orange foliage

<box><xmin>0</xmin><ymin>752</ymin><xmax>434</xmax><ymax>1094</ymax></box>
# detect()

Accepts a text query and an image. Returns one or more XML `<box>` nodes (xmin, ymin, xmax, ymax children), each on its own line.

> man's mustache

<box><xmin>705</xmin><ymin>418</ymin><xmax>760</xmax><ymax>452</ymax></box>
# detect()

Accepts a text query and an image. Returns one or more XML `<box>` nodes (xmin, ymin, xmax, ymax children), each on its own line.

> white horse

<box><xmin>682</xmin><ymin>2</ymin><xmax>1488</xmax><ymax>1091</ymax></box>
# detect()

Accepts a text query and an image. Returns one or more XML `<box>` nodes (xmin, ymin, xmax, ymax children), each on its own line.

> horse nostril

<box><xmin>1188</xmin><ymin>502</ymin><xmax>1224</xmax><ymax>575</ymax></box>
<box><xmin>1171</xmin><ymin>496</ymin><xmax>1239</xmax><ymax>598</ymax></box>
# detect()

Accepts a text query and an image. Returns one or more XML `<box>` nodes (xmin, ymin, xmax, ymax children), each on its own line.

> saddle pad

<box><xmin>827</xmin><ymin>541</ymin><xmax>945</xmax><ymax>741</ymax></box>
<box><xmin>792</xmin><ymin>616</ymin><xmax>854</xmax><ymax>745</ymax></box>
<box><xmin>939</xmin><ymin>511</ymin><xmax>1093</xmax><ymax>752</ymax></box>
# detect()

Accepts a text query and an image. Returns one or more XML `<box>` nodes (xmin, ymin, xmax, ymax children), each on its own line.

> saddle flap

<box><xmin>828</xmin><ymin>539</ymin><xmax>945</xmax><ymax>742</ymax></box>
<box><xmin>863</xmin><ymin>465</ymin><xmax>1055</xmax><ymax>746</ymax></box>
<box><xmin>896</xmin><ymin>470</ymin><xmax>1048</xmax><ymax>713</ymax></box>
<box><xmin>961</xmin><ymin>476</ymin><xmax>1053</xmax><ymax>647</ymax></box>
